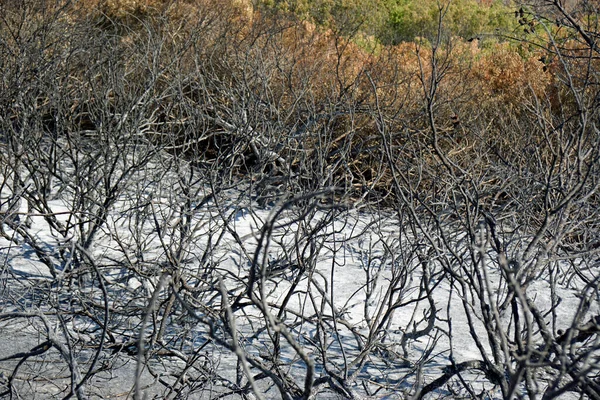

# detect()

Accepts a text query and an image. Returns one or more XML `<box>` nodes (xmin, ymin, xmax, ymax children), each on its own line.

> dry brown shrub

<box><xmin>368</xmin><ymin>42</ymin><xmax>424</xmax><ymax>107</ymax></box>
<box><xmin>471</xmin><ymin>43</ymin><xmax>551</xmax><ymax>105</ymax></box>
<box><xmin>70</xmin><ymin>0</ymin><xmax>252</xmax><ymax>33</ymax></box>
<box><xmin>280</xmin><ymin>23</ymin><xmax>371</xmax><ymax>100</ymax></box>
<box><xmin>1</xmin><ymin>0</ymin><xmax>573</xmax><ymax>203</ymax></box>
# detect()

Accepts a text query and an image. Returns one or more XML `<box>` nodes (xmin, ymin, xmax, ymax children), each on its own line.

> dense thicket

<box><xmin>1</xmin><ymin>0</ymin><xmax>599</xmax><ymax>398</ymax></box>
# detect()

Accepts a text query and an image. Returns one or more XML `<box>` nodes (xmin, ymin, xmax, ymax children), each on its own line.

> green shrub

<box><xmin>257</xmin><ymin>0</ymin><xmax>516</xmax><ymax>45</ymax></box>
<box><xmin>380</xmin><ymin>0</ymin><xmax>516</xmax><ymax>43</ymax></box>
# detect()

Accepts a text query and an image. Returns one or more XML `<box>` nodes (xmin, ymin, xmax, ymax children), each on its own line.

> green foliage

<box><xmin>383</xmin><ymin>0</ymin><xmax>516</xmax><ymax>43</ymax></box>
<box><xmin>257</xmin><ymin>0</ymin><xmax>516</xmax><ymax>45</ymax></box>
<box><xmin>258</xmin><ymin>0</ymin><xmax>388</xmax><ymax>36</ymax></box>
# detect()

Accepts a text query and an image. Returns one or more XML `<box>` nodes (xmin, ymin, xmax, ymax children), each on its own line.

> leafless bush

<box><xmin>364</xmin><ymin>2</ymin><xmax>600</xmax><ymax>398</ymax></box>
<box><xmin>1</xmin><ymin>0</ymin><xmax>599</xmax><ymax>399</ymax></box>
